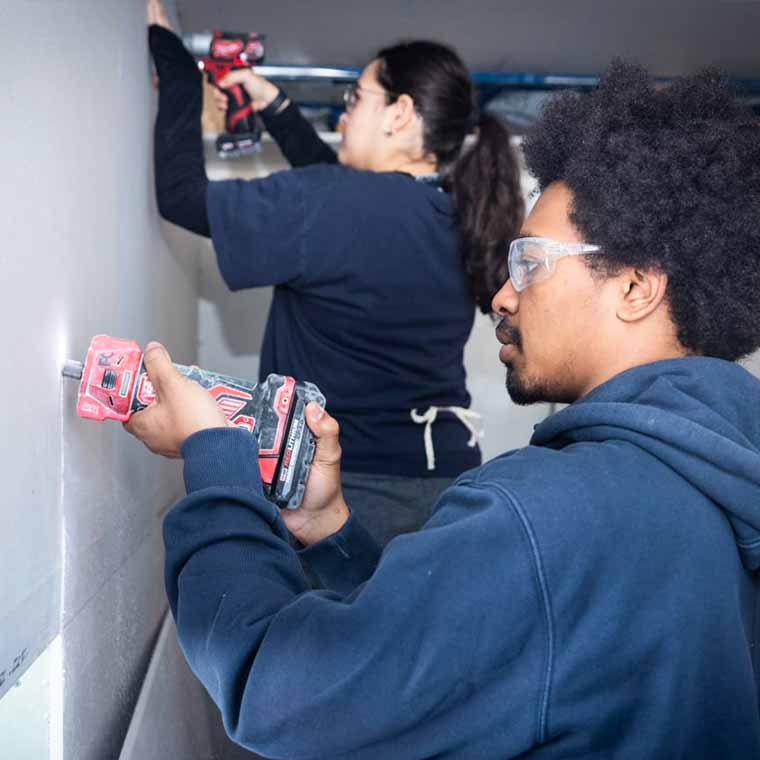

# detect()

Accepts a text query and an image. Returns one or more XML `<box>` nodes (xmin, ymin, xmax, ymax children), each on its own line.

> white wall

<box><xmin>0</xmin><ymin>2</ymin><xmax>206</xmax><ymax>758</ymax></box>
<box><xmin>742</xmin><ymin>352</ymin><xmax>760</xmax><ymax>379</ymax></box>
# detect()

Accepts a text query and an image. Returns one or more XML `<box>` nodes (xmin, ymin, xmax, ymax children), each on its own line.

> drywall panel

<box><xmin>0</xmin><ymin>636</ymin><xmax>63</xmax><ymax>760</ymax></box>
<box><xmin>119</xmin><ymin>612</ymin><xmax>265</xmax><ymax>760</ymax></box>
<box><xmin>197</xmin><ymin>137</ymin><xmax>549</xmax><ymax>463</ymax></box>
<box><xmin>119</xmin><ymin>613</ymin><xmax>218</xmax><ymax>760</ymax></box>
<box><xmin>0</xmin><ymin>1</ymin><xmax>201</xmax><ymax>758</ymax></box>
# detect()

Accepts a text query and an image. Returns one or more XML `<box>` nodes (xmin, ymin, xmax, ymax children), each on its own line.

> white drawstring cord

<box><xmin>410</xmin><ymin>406</ymin><xmax>484</xmax><ymax>471</ymax></box>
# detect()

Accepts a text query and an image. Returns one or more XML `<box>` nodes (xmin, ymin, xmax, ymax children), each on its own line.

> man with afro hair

<box><xmin>126</xmin><ymin>61</ymin><xmax>760</xmax><ymax>759</ymax></box>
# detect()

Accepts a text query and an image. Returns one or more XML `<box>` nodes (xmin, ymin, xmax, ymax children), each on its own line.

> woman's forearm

<box><xmin>149</xmin><ymin>24</ymin><xmax>210</xmax><ymax>237</ymax></box>
<box><xmin>260</xmin><ymin>99</ymin><xmax>339</xmax><ymax>168</ymax></box>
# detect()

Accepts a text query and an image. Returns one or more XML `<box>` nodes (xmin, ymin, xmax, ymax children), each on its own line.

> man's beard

<box><xmin>505</xmin><ymin>363</ymin><xmax>554</xmax><ymax>405</ymax></box>
<box><xmin>496</xmin><ymin>318</ymin><xmax>562</xmax><ymax>406</ymax></box>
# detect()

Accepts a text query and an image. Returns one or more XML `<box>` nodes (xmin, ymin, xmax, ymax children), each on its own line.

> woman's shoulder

<box><xmin>291</xmin><ymin>165</ymin><xmax>453</xmax><ymax>211</ymax></box>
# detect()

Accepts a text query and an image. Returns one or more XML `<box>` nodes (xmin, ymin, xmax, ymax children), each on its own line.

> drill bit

<box><xmin>62</xmin><ymin>360</ymin><xmax>84</xmax><ymax>380</ymax></box>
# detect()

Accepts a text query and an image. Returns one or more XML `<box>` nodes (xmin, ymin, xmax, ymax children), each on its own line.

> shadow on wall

<box><xmin>197</xmin><ymin>240</ymin><xmax>273</xmax><ymax>360</ymax></box>
<box><xmin>195</xmin><ymin>139</ymin><xmax>282</xmax><ymax>378</ymax></box>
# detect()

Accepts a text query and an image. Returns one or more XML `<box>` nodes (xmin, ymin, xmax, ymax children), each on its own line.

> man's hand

<box><xmin>281</xmin><ymin>403</ymin><xmax>350</xmax><ymax>546</ymax></box>
<box><xmin>216</xmin><ymin>70</ymin><xmax>284</xmax><ymax>113</ymax></box>
<box><xmin>124</xmin><ymin>343</ymin><xmax>347</xmax><ymax>541</ymax></box>
<box><xmin>147</xmin><ymin>0</ymin><xmax>171</xmax><ymax>30</ymax></box>
<box><xmin>124</xmin><ymin>342</ymin><xmax>228</xmax><ymax>458</ymax></box>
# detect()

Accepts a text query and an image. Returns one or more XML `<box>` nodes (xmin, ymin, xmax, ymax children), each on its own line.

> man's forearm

<box><xmin>172</xmin><ymin>427</ymin><xmax>379</xmax><ymax>596</ymax></box>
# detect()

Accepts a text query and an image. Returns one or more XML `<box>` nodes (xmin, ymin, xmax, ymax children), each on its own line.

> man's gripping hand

<box><xmin>281</xmin><ymin>403</ymin><xmax>350</xmax><ymax>546</ymax></box>
<box><xmin>124</xmin><ymin>342</ymin><xmax>349</xmax><ymax>542</ymax></box>
<box><xmin>124</xmin><ymin>342</ymin><xmax>228</xmax><ymax>458</ymax></box>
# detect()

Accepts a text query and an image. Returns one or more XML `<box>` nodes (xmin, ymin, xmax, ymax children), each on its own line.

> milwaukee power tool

<box><xmin>183</xmin><ymin>30</ymin><xmax>266</xmax><ymax>157</ymax></box>
<box><xmin>62</xmin><ymin>335</ymin><xmax>324</xmax><ymax>509</ymax></box>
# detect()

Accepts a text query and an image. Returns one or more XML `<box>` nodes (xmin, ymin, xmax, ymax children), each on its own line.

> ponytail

<box><xmin>375</xmin><ymin>41</ymin><xmax>524</xmax><ymax>311</ymax></box>
<box><xmin>447</xmin><ymin>114</ymin><xmax>524</xmax><ymax>313</ymax></box>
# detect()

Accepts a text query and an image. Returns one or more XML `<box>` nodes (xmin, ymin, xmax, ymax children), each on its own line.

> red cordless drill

<box><xmin>183</xmin><ymin>30</ymin><xmax>266</xmax><ymax>158</ymax></box>
<box><xmin>62</xmin><ymin>335</ymin><xmax>324</xmax><ymax>509</ymax></box>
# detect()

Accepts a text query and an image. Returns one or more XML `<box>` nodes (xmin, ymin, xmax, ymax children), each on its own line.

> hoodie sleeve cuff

<box><xmin>298</xmin><ymin>510</ymin><xmax>381</xmax><ymax>594</ymax></box>
<box><xmin>181</xmin><ymin>427</ymin><xmax>263</xmax><ymax>494</ymax></box>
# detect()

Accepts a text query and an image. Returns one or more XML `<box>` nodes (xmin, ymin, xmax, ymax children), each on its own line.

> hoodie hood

<box><xmin>531</xmin><ymin>357</ymin><xmax>760</xmax><ymax>570</ymax></box>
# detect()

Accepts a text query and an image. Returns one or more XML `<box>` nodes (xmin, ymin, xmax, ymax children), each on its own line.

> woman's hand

<box><xmin>147</xmin><ymin>0</ymin><xmax>171</xmax><ymax>30</ymax></box>
<box><xmin>216</xmin><ymin>70</ymin><xmax>284</xmax><ymax>113</ymax></box>
<box><xmin>124</xmin><ymin>342</ymin><xmax>228</xmax><ymax>458</ymax></box>
<box><xmin>281</xmin><ymin>403</ymin><xmax>350</xmax><ymax>546</ymax></box>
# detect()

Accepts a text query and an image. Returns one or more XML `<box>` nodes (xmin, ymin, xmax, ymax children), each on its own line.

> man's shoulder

<box><xmin>455</xmin><ymin>441</ymin><xmax>622</xmax><ymax>510</ymax></box>
<box><xmin>459</xmin><ymin>442</ymin><xmax>587</xmax><ymax>483</ymax></box>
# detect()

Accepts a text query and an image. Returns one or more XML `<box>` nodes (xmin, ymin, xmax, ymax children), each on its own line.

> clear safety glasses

<box><xmin>508</xmin><ymin>237</ymin><xmax>604</xmax><ymax>292</ymax></box>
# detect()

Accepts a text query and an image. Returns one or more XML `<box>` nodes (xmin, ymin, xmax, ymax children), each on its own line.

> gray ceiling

<box><xmin>176</xmin><ymin>0</ymin><xmax>760</xmax><ymax>78</ymax></box>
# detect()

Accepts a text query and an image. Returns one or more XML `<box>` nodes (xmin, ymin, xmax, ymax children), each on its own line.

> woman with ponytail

<box><xmin>148</xmin><ymin>0</ymin><xmax>524</xmax><ymax>547</ymax></box>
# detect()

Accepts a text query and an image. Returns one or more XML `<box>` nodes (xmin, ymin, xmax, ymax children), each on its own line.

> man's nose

<box><xmin>491</xmin><ymin>278</ymin><xmax>519</xmax><ymax>316</ymax></box>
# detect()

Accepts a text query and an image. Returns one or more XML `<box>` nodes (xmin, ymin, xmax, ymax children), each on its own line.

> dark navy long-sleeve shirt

<box><xmin>149</xmin><ymin>25</ymin><xmax>480</xmax><ymax>476</ymax></box>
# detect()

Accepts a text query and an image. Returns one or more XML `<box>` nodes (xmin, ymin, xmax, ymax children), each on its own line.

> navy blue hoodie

<box><xmin>164</xmin><ymin>357</ymin><xmax>760</xmax><ymax>759</ymax></box>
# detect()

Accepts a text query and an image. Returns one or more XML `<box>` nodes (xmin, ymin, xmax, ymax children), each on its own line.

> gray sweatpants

<box><xmin>340</xmin><ymin>471</ymin><xmax>454</xmax><ymax>548</ymax></box>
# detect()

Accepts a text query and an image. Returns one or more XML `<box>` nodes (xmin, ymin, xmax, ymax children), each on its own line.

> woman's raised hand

<box><xmin>216</xmin><ymin>70</ymin><xmax>283</xmax><ymax>113</ymax></box>
<box><xmin>147</xmin><ymin>0</ymin><xmax>171</xmax><ymax>30</ymax></box>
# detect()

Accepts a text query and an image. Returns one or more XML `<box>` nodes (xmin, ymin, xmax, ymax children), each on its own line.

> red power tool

<box><xmin>62</xmin><ymin>335</ymin><xmax>324</xmax><ymax>509</ymax></box>
<box><xmin>183</xmin><ymin>30</ymin><xmax>266</xmax><ymax>158</ymax></box>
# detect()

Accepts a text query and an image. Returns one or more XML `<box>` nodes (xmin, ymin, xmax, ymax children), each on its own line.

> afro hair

<box><xmin>522</xmin><ymin>60</ymin><xmax>760</xmax><ymax>361</ymax></box>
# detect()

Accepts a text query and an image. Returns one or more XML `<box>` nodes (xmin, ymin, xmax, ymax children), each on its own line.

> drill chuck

<box><xmin>182</xmin><ymin>32</ymin><xmax>213</xmax><ymax>58</ymax></box>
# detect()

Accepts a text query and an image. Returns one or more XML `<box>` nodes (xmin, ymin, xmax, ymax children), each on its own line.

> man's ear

<box><xmin>616</xmin><ymin>267</ymin><xmax>669</xmax><ymax>323</ymax></box>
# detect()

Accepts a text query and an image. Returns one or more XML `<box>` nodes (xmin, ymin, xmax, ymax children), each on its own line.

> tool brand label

<box><xmin>136</xmin><ymin>374</ymin><xmax>156</xmax><ymax>406</ymax></box>
<box><xmin>211</xmin><ymin>39</ymin><xmax>244</xmax><ymax>58</ymax></box>
<box><xmin>280</xmin><ymin>414</ymin><xmax>303</xmax><ymax>482</ymax></box>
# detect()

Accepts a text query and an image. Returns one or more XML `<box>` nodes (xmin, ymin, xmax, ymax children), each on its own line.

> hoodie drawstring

<box><xmin>410</xmin><ymin>406</ymin><xmax>484</xmax><ymax>471</ymax></box>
